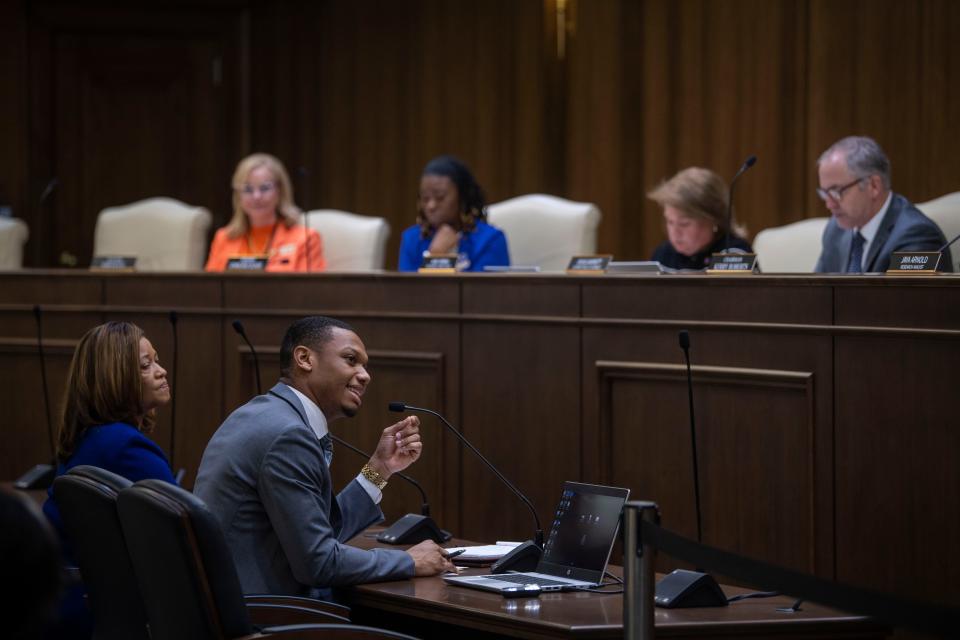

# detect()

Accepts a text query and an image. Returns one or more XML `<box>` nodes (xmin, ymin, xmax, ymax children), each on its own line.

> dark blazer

<box><xmin>814</xmin><ymin>193</ymin><xmax>952</xmax><ymax>272</ymax></box>
<box><xmin>651</xmin><ymin>233</ymin><xmax>753</xmax><ymax>271</ymax></box>
<box><xmin>194</xmin><ymin>383</ymin><xmax>413</xmax><ymax>599</ymax></box>
<box><xmin>42</xmin><ymin>421</ymin><xmax>175</xmax><ymax>640</ymax></box>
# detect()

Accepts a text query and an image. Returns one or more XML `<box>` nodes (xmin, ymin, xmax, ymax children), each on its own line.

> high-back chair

<box><xmin>117</xmin><ymin>479</ymin><xmax>410</xmax><ymax>640</ymax></box>
<box><xmin>917</xmin><ymin>191</ymin><xmax>960</xmax><ymax>271</ymax></box>
<box><xmin>0</xmin><ymin>217</ymin><xmax>29</xmax><ymax>269</ymax></box>
<box><xmin>52</xmin><ymin>465</ymin><xmax>150</xmax><ymax>640</ymax></box>
<box><xmin>752</xmin><ymin>217</ymin><xmax>830</xmax><ymax>273</ymax></box>
<box><xmin>302</xmin><ymin>210</ymin><xmax>390</xmax><ymax>270</ymax></box>
<box><xmin>93</xmin><ymin>197</ymin><xmax>212</xmax><ymax>270</ymax></box>
<box><xmin>486</xmin><ymin>194</ymin><xmax>601</xmax><ymax>271</ymax></box>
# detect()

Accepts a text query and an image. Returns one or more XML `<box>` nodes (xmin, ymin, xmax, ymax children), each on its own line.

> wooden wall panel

<box><xmin>835</xmin><ymin>334</ymin><xmax>960</xmax><ymax>606</ymax></box>
<box><xmin>0</xmin><ymin>2</ymin><xmax>27</xmax><ymax>229</ymax></box>
<box><xmin>598</xmin><ymin>362</ymin><xmax>816</xmax><ymax>575</ymax></box>
<box><xmin>460</xmin><ymin>322</ymin><xmax>581</xmax><ymax>543</ymax></box>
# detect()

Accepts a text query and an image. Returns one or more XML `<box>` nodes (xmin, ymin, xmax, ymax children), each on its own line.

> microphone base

<box><xmin>490</xmin><ymin>540</ymin><xmax>542</xmax><ymax>574</ymax></box>
<box><xmin>14</xmin><ymin>463</ymin><xmax>55</xmax><ymax>490</ymax></box>
<box><xmin>655</xmin><ymin>569</ymin><xmax>728</xmax><ymax>608</ymax></box>
<box><xmin>376</xmin><ymin>513</ymin><xmax>452</xmax><ymax>545</ymax></box>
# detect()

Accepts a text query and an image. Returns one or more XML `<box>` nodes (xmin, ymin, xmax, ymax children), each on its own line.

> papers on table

<box><xmin>444</xmin><ymin>542</ymin><xmax>521</xmax><ymax>565</ymax></box>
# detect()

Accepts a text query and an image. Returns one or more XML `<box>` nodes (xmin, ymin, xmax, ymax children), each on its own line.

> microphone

<box><xmin>724</xmin><ymin>155</ymin><xmax>757</xmax><ymax>253</ymax></box>
<box><xmin>297</xmin><ymin>166</ymin><xmax>312</xmax><ymax>273</ymax></box>
<box><xmin>303</xmin><ymin>209</ymin><xmax>312</xmax><ymax>273</ymax></box>
<box><xmin>168</xmin><ymin>311</ymin><xmax>186</xmax><ymax>484</ymax></box>
<box><xmin>388</xmin><ymin>402</ymin><xmax>543</xmax><ymax>547</ymax></box>
<box><xmin>937</xmin><ymin>230</ymin><xmax>960</xmax><ymax>254</ymax></box>
<box><xmin>653</xmin><ymin>331</ymin><xmax>727</xmax><ymax>608</ymax></box>
<box><xmin>231</xmin><ymin>319</ymin><xmax>262</xmax><ymax>395</ymax></box>
<box><xmin>326</xmin><ymin>432</ymin><xmax>452</xmax><ymax>544</ymax></box>
<box><xmin>14</xmin><ymin>305</ymin><xmax>56</xmax><ymax>489</ymax></box>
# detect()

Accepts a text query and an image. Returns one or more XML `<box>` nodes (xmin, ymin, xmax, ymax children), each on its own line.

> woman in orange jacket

<box><xmin>205</xmin><ymin>153</ymin><xmax>325</xmax><ymax>272</ymax></box>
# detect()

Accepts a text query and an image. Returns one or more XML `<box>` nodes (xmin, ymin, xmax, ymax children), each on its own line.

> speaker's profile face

<box><xmin>418</xmin><ymin>174</ymin><xmax>461</xmax><ymax>229</ymax></box>
<box><xmin>301</xmin><ymin>328</ymin><xmax>370</xmax><ymax>420</ymax></box>
<box><xmin>139</xmin><ymin>337</ymin><xmax>170</xmax><ymax>413</ymax></box>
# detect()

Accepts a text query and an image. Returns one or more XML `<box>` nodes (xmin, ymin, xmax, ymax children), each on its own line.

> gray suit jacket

<box><xmin>814</xmin><ymin>193</ymin><xmax>952</xmax><ymax>273</ymax></box>
<box><xmin>194</xmin><ymin>382</ymin><xmax>414</xmax><ymax>598</ymax></box>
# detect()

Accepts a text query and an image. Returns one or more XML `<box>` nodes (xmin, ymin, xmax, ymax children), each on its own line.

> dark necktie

<box><xmin>846</xmin><ymin>231</ymin><xmax>865</xmax><ymax>273</ymax></box>
<box><xmin>319</xmin><ymin>434</ymin><xmax>334</xmax><ymax>467</ymax></box>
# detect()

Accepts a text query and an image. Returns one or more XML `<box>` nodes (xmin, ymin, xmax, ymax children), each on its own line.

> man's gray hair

<box><xmin>818</xmin><ymin>136</ymin><xmax>891</xmax><ymax>189</ymax></box>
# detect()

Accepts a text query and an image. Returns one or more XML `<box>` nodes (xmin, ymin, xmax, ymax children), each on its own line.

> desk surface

<box><xmin>344</xmin><ymin>531</ymin><xmax>887</xmax><ymax>640</ymax></box>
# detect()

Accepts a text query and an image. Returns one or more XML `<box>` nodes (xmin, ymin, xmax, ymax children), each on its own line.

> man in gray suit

<box><xmin>813</xmin><ymin>136</ymin><xmax>951</xmax><ymax>273</ymax></box>
<box><xmin>195</xmin><ymin>316</ymin><xmax>455</xmax><ymax>599</ymax></box>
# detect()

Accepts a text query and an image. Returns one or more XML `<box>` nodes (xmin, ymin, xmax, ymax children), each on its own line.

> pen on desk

<box><xmin>443</xmin><ymin>548</ymin><xmax>467</xmax><ymax>559</ymax></box>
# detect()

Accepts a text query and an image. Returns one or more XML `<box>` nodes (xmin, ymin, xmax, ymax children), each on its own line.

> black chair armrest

<box><xmin>246</xmin><ymin>603</ymin><xmax>349</xmax><ymax>626</ymax></box>
<box><xmin>261</xmin><ymin>623</ymin><xmax>420</xmax><ymax>639</ymax></box>
<box><xmin>244</xmin><ymin>594</ymin><xmax>351</xmax><ymax>620</ymax></box>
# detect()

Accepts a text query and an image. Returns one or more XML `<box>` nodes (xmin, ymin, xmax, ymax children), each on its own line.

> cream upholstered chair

<box><xmin>302</xmin><ymin>209</ymin><xmax>390</xmax><ymax>271</ymax></box>
<box><xmin>916</xmin><ymin>191</ymin><xmax>960</xmax><ymax>271</ymax></box>
<box><xmin>0</xmin><ymin>217</ymin><xmax>29</xmax><ymax>269</ymax></box>
<box><xmin>486</xmin><ymin>194</ymin><xmax>601</xmax><ymax>271</ymax></box>
<box><xmin>93</xmin><ymin>198</ymin><xmax>212</xmax><ymax>271</ymax></box>
<box><xmin>752</xmin><ymin>217</ymin><xmax>829</xmax><ymax>273</ymax></box>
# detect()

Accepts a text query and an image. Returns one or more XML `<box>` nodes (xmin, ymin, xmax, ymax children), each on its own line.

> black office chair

<box><xmin>117</xmin><ymin>479</ymin><xmax>415</xmax><ymax>640</ymax></box>
<box><xmin>52</xmin><ymin>465</ymin><xmax>150</xmax><ymax>640</ymax></box>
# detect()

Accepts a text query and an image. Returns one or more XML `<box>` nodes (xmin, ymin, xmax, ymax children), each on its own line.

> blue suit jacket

<box><xmin>43</xmin><ymin>422</ymin><xmax>176</xmax><ymax>547</ymax></box>
<box><xmin>194</xmin><ymin>383</ymin><xmax>413</xmax><ymax>599</ymax></box>
<box><xmin>814</xmin><ymin>193</ymin><xmax>952</xmax><ymax>272</ymax></box>
<box><xmin>41</xmin><ymin>422</ymin><xmax>175</xmax><ymax>640</ymax></box>
<box><xmin>398</xmin><ymin>220</ymin><xmax>510</xmax><ymax>272</ymax></box>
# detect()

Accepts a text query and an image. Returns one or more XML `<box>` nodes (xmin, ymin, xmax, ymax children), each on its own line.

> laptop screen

<box><xmin>537</xmin><ymin>482</ymin><xmax>629</xmax><ymax>583</ymax></box>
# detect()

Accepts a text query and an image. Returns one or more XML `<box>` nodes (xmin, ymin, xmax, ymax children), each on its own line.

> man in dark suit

<box><xmin>813</xmin><ymin>136</ymin><xmax>951</xmax><ymax>273</ymax></box>
<box><xmin>195</xmin><ymin>316</ymin><xmax>454</xmax><ymax>600</ymax></box>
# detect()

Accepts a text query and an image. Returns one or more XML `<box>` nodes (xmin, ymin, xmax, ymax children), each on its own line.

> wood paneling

<box><xmin>598</xmin><ymin>362</ymin><xmax>816</xmax><ymax>577</ymax></box>
<box><xmin>10</xmin><ymin>1</ymin><xmax>960</xmax><ymax>270</ymax></box>
<box><xmin>0</xmin><ymin>271</ymin><xmax>958</xmax><ymax>615</ymax></box>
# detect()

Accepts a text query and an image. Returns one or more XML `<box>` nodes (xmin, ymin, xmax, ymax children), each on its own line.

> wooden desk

<box><xmin>343</xmin><ymin>533</ymin><xmax>887</xmax><ymax>640</ymax></box>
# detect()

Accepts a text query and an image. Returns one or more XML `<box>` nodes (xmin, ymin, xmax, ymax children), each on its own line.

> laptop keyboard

<box><xmin>484</xmin><ymin>574</ymin><xmax>574</xmax><ymax>587</ymax></box>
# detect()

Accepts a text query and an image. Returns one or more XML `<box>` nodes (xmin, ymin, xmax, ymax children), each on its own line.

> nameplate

<box><xmin>886</xmin><ymin>252</ymin><xmax>941</xmax><ymax>274</ymax></box>
<box><xmin>706</xmin><ymin>252</ymin><xmax>758</xmax><ymax>274</ymax></box>
<box><xmin>226</xmin><ymin>255</ymin><xmax>268</xmax><ymax>271</ymax></box>
<box><xmin>566</xmin><ymin>254</ymin><xmax>612</xmax><ymax>275</ymax></box>
<box><xmin>90</xmin><ymin>255</ymin><xmax>137</xmax><ymax>271</ymax></box>
<box><xmin>418</xmin><ymin>253</ymin><xmax>458</xmax><ymax>273</ymax></box>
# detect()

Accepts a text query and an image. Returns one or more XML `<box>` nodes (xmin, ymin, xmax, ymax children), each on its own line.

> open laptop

<box><xmin>444</xmin><ymin>481</ymin><xmax>629</xmax><ymax>593</ymax></box>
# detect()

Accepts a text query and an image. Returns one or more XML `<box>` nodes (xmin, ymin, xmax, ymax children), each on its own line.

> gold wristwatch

<box><xmin>360</xmin><ymin>464</ymin><xmax>387</xmax><ymax>490</ymax></box>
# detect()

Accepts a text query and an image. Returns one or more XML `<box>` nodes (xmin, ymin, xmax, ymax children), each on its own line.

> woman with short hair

<box><xmin>647</xmin><ymin>167</ymin><xmax>751</xmax><ymax>270</ymax></box>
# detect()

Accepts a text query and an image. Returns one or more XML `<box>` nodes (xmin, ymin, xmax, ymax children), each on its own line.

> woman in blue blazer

<box><xmin>42</xmin><ymin>321</ymin><xmax>175</xmax><ymax>639</ymax></box>
<box><xmin>398</xmin><ymin>155</ymin><xmax>510</xmax><ymax>272</ymax></box>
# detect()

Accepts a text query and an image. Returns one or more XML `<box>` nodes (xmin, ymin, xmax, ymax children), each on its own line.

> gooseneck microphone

<box><xmin>168</xmin><ymin>311</ymin><xmax>186</xmax><ymax>485</ymax></box>
<box><xmin>938</xmin><ymin>231</ymin><xmax>960</xmax><ymax>254</ymax></box>
<box><xmin>326</xmin><ymin>433</ymin><xmax>433</xmax><ymax>516</ymax></box>
<box><xmin>326</xmin><ymin>431</ymin><xmax>452</xmax><ymax>544</ymax></box>
<box><xmin>231</xmin><ymin>319</ymin><xmax>262</xmax><ymax>395</ymax></box>
<box><xmin>652</xmin><ymin>330</ymin><xmax>727</xmax><ymax>608</ymax></box>
<box><xmin>35</xmin><ymin>305</ymin><xmax>54</xmax><ymax>456</ymax></box>
<box><xmin>389</xmin><ymin>401</ymin><xmax>543</xmax><ymax>547</ymax></box>
<box><xmin>724</xmin><ymin>155</ymin><xmax>757</xmax><ymax>252</ymax></box>
<box><xmin>14</xmin><ymin>306</ymin><xmax>56</xmax><ymax>489</ymax></box>
<box><xmin>679</xmin><ymin>330</ymin><xmax>703</xmax><ymax>545</ymax></box>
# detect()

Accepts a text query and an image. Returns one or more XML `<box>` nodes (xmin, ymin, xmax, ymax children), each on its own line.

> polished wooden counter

<box><xmin>343</xmin><ymin>531</ymin><xmax>887</xmax><ymax>640</ymax></box>
<box><xmin>1</xmin><ymin>270</ymin><xmax>957</xmax><ymax>615</ymax></box>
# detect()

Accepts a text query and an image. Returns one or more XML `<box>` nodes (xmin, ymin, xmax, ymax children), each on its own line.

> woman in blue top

<box><xmin>398</xmin><ymin>155</ymin><xmax>510</xmax><ymax>272</ymax></box>
<box><xmin>42</xmin><ymin>321</ymin><xmax>175</xmax><ymax>639</ymax></box>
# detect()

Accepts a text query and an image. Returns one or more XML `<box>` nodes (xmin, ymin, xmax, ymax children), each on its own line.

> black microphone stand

<box><xmin>231</xmin><ymin>320</ymin><xmax>262</xmax><ymax>395</ymax></box>
<box><xmin>326</xmin><ymin>432</ymin><xmax>451</xmax><ymax>544</ymax></box>
<box><xmin>389</xmin><ymin>402</ymin><xmax>543</xmax><ymax>547</ymax></box>
<box><xmin>14</xmin><ymin>305</ymin><xmax>56</xmax><ymax>489</ymax></box>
